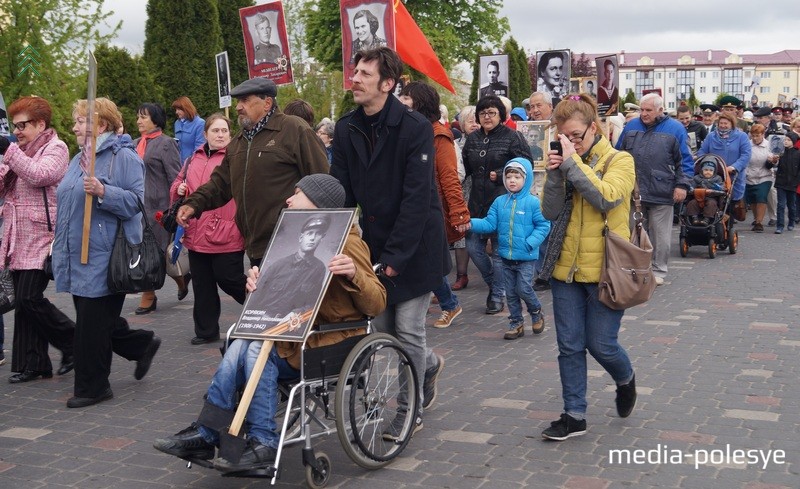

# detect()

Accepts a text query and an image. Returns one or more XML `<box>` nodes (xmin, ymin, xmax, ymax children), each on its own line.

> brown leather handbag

<box><xmin>598</xmin><ymin>176</ymin><xmax>657</xmax><ymax>310</ymax></box>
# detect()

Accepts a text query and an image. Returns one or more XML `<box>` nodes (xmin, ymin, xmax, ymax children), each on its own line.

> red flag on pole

<box><xmin>393</xmin><ymin>0</ymin><xmax>455</xmax><ymax>94</ymax></box>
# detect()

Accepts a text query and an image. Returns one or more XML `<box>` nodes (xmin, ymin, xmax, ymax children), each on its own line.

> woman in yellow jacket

<box><xmin>539</xmin><ymin>94</ymin><xmax>637</xmax><ymax>441</ymax></box>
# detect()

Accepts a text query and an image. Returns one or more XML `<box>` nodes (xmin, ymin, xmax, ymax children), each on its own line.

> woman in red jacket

<box><xmin>170</xmin><ymin>114</ymin><xmax>246</xmax><ymax>345</ymax></box>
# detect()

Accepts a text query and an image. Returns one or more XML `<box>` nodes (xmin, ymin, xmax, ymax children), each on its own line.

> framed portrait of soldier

<box><xmin>232</xmin><ymin>209</ymin><xmax>357</xmax><ymax>342</ymax></box>
<box><xmin>478</xmin><ymin>54</ymin><xmax>509</xmax><ymax>100</ymax></box>
<box><xmin>341</xmin><ymin>0</ymin><xmax>396</xmax><ymax>90</ymax></box>
<box><xmin>595</xmin><ymin>55</ymin><xmax>619</xmax><ymax>116</ymax></box>
<box><xmin>216</xmin><ymin>51</ymin><xmax>232</xmax><ymax>109</ymax></box>
<box><xmin>516</xmin><ymin>121</ymin><xmax>550</xmax><ymax>172</ymax></box>
<box><xmin>240</xmin><ymin>1</ymin><xmax>294</xmax><ymax>85</ymax></box>
<box><xmin>536</xmin><ymin>49</ymin><xmax>571</xmax><ymax>107</ymax></box>
<box><xmin>569</xmin><ymin>78</ymin><xmax>580</xmax><ymax>95</ymax></box>
<box><xmin>582</xmin><ymin>77</ymin><xmax>597</xmax><ymax>99</ymax></box>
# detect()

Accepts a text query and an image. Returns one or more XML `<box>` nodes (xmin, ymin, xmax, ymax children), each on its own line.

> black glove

<box><xmin>0</xmin><ymin>136</ymin><xmax>10</xmax><ymax>155</ymax></box>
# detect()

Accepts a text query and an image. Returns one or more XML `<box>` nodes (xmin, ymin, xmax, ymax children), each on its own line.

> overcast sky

<box><xmin>101</xmin><ymin>0</ymin><xmax>800</xmax><ymax>56</ymax></box>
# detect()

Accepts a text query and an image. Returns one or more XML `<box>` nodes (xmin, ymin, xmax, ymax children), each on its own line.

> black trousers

<box><xmin>72</xmin><ymin>294</ymin><xmax>153</xmax><ymax>398</ymax></box>
<box><xmin>10</xmin><ymin>270</ymin><xmax>75</xmax><ymax>373</ymax></box>
<box><xmin>188</xmin><ymin>250</ymin><xmax>246</xmax><ymax>339</ymax></box>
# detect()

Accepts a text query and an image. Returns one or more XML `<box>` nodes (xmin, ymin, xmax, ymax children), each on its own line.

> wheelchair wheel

<box><xmin>679</xmin><ymin>237</ymin><xmax>688</xmax><ymax>257</ymax></box>
<box><xmin>305</xmin><ymin>451</ymin><xmax>331</xmax><ymax>489</ymax></box>
<box><xmin>334</xmin><ymin>333</ymin><xmax>419</xmax><ymax>469</ymax></box>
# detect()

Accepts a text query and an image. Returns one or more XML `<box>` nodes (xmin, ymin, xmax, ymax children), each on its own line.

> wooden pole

<box><xmin>79</xmin><ymin>114</ymin><xmax>99</xmax><ymax>264</ymax></box>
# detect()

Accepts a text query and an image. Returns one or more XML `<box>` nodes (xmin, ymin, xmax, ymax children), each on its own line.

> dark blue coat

<box><xmin>331</xmin><ymin>95</ymin><xmax>450</xmax><ymax>305</ymax></box>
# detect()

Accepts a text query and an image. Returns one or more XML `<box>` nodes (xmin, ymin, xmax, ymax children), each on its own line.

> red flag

<box><xmin>393</xmin><ymin>1</ymin><xmax>455</xmax><ymax>94</ymax></box>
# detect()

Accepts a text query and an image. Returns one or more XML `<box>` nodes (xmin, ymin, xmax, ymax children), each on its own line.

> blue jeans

<box><xmin>432</xmin><ymin>276</ymin><xmax>459</xmax><ymax>311</ymax></box>
<box><xmin>465</xmin><ymin>232</ymin><xmax>504</xmax><ymax>302</ymax></box>
<box><xmin>501</xmin><ymin>258</ymin><xmax>541</xmax><ymax>326</ymax></box>
<box><xmin>550</xmin><ymin>280</ymin><xmax>633</xmax><ymax>416</ymax></box>
<box><xmin>198</xmin><ymin>339</ymin><xmax>299</xmax><ymax>448</ymax></box>
<box><xmin>775</xmin><ymin>188</ymin><xmax>797</xmax><ymax>230</ymax></box>
<box><xmin>373</xmin><ymin>293</ymin><xmax>436</xmax><ymax>412</ymax></box>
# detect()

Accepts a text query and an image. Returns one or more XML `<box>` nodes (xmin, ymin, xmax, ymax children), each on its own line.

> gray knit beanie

<box><xmin>296</xmin><ymin>174</ymin><xmax>346</xmax><ymax>209</ymax></box>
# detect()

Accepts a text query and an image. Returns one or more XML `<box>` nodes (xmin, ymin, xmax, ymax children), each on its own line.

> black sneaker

<box><xmin>541</xmin><ymin>413</ymin><xmax>587</xmax><ymax>441</ymax></box>
<box><xmin>422</xmin><ymin>354</ymin><xmax>444</xmax><ymax>410</ymax></box>
<box><xmin>135</xmin><ymin>335</ymin><xmax>161</xmax><ymax>380</ymax></box>
<box><xmin>615</xmin><ymin>374</ymin><xmax>637</xmax><ymax>418</ymax></box>
<box><xmin>153</xmin><ymin>423</ymin><xmax>215</xmax><ymax>460</ymax></box>
<box><xmin>381</xmin><ymin>413</ymin><xmax>423</xmax><ymax>441</ymax></box>
<box><xmin>213</xmin><ymin>438</ymin><xmax>276</xmax><ymax>473</ymax></box>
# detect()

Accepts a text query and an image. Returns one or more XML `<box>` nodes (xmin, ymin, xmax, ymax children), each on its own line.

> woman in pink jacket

<box><xmin>169</xmin><ymin>114</ymin><xmax>246</xmax><ymax>345</ymax></box>
<box><xmin>0</xmin><ymin>96</ymin><xmax>75</xmax><ymax>383</ymax></box>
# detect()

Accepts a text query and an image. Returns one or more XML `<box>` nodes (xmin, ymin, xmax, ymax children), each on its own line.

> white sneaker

<box><xmin>654</xmin><ymin>276</ymin><xmax>665</xmax><ymax>286</ymax></box>
<box><xmin>433</xmin><ymin>305</ymin><xmax>462</xmax><ymax>328</ymax></box>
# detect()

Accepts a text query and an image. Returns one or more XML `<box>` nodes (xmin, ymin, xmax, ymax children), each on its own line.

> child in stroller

<box><xmin>686</xmin><ymin>160</ymin><xmax>724</xmax><ymax>225</ymax></box>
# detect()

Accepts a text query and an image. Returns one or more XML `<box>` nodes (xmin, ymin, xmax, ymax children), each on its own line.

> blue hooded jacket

<box><xmin>470</xmin><ymin>157</ymin><xmax>550</xmax><ymax>261</ymax></box>
<box><xmin>53</xmin><ymin>133</ymin><xmax>145</xmax><ymax>297</ymax></box>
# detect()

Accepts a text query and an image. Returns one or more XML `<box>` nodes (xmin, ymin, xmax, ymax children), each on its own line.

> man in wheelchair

<box><xmin>154</xmin><ymin>174</ymin><xmax>387</xmax><ymax>472</ymax></box>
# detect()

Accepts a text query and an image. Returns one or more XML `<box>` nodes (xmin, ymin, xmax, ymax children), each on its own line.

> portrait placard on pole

<box><xmin>477</xmin><ymin>54</ymin><xmax>509</xmax><ymax>100</ymax></box>
<box><xmin>596</xmin><ymin>54</ymin><xmax>619</xmax><ymax>116</ymax></box>
<box><xmin>239</xmin><ymin>1</ymin><xmax>294</xmax><ymax>85</ymax></box>
<box><xmin>536</xmin><ymin>49</ymin><xmax>571</xmax><ymax>107</ymax></box>
<box><xmin>232</xmin><ymin>209</ymin><xmax>356</xmax><ymax>342</ymax></box>
<box><xmin>340</xmin><ymin>0</ymin><xmax>396</xmax><ymax>90</ymax></box>
<box><xmin>216</xmin><ymin>51</ymin><xmax>232</xmax><ymax>109</ymax></box>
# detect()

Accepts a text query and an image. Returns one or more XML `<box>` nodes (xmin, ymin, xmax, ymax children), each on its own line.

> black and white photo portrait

<box><xmin>536</xmin><ymin>50</ymin><xmax>570</xmax><ymax>106</ymax></box>
<box><xmin>596</xmin><ymin>55</ymin><xmax>619</xmax><ymax>115</ymax></box>
<box><xmin>248</xmin><ymin>12</ymin><xmax>283</xmax><ymax>65</ymax></box>
<box><xmin>478</xmin><ymin>54</ymin><xmax>509</xmax><ymax>99</ymax></box>
<box><xmin>349</xmin><ymin>7</ymin><xmax>387</xmax><ymax>64</ymax></box>
<box><xmin>216</xmin><ymin>51</ymin><xmax>231</xmax><ymax>108</ymax></box>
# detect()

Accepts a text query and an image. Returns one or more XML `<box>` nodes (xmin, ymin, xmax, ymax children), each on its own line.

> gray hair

<box><xmin>528</xmin><ymin>92</ymin><xmax>553</xmax><ymax>108</ymax></box>
<box><xmin>640</xmin><ymin>93</ymin><xmax>664</xmax><ymax>111</ymax></box>
<box><xmin>315</xmin><ymin>119</ymin><xmax>335</xmax><ymax>138</ymax></box>
<box><xmin>458</xmin><ymin>105</ymin><xmax>476</xmax><ymax>126</ymax></box>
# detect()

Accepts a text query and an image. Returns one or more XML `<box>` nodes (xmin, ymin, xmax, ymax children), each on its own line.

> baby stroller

<box><xmin>678</xmin><ymin>154</ymin><xmax>739</xmax><ymax>258</ymax></box>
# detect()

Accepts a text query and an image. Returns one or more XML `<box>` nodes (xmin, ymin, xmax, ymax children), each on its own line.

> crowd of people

<box><xmin>2</xmin><ymin>45</ymin><xmax>800</xmax><ymax>474</ymax></box>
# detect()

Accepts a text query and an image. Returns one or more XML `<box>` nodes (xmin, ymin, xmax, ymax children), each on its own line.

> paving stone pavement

<box><xmin>1</xmin><ymin>223</ymin><xmax>799</xmax><ymax>488</ymax></box>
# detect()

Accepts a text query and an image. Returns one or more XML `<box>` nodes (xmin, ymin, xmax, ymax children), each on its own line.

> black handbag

<box><xmin>158</xmin><ymin>157</ymin><xmax>191</xmax><ymax>233</ymax></box>
<box><xmin>0</xmin><ymin>267</ymin><xmax>15</xmax><ymax>314</ymax></box>
<box><xmin>42</xmin><ymin>188</ymin><xmax>54</xmax><ymax>280</ymax></box>
<box><xmin>107</xmin><ymin>198</ymin><xmax>167</xmax><ymax>294</ymax></box>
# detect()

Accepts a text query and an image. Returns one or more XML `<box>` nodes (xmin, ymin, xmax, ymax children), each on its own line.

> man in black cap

<box><xmin>719</xmin><ymin>95</ymin><xmax>749</xmax><ymax>133</ymax></box>
<box><xmin>177</xmin><ymin>77</ymin><xmax>329</xmax><ymax>267</ymax></box>
<box><xmin>155</xmin><ymin>174</ymin><xmax>387</xmax><ymax>472</ymax></box>
<box><xmin>700</xmin><ymin>104</ymin><xmax>718</xmax><ymax>133</ymax></box>
<box><xmin>754</xmin><ymin>106</ymin><xmax>783</xmax><ymax>135</ymax></box>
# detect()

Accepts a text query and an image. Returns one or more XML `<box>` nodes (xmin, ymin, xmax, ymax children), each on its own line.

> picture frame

<box><xmin>231</xmin><ymin>208</ymin><xmax>356</xmax><ymax>342</ymax></box>
<box><xmin>595</xmin><ymin>54</ymin><xmax>619</xmax><ymax>116</ymax></box>
<box><xmin>535</xmin><ymin>49</ymin><xmax>571</xmax><ymax>107</ymax></box>
<box><xmin>240</xmin><ymin>1</ymin><xmax>294</xmax><ymax>85</ymax></box>
<box><xmin>215</xmin><ymin>51</ymin><xmax>232</xmax><ymax>109</ymax></box>
<box><xmin>516</xmin><ymin>120</ymin><xmax>551</xmax><ymax>172</ymax></box>
<box><xmin>340</xmin><ymin>0</ymin><xmax>396</xmax><ymax>90</ymax></box>
<box><xmin>477</xmin><ymin>54</ymin><xmax>510</xmax><ymax>100</ymax></box>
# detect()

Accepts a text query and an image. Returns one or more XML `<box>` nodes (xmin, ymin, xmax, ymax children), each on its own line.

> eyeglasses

<box><xmin>478</xmin><ymin>110</ymin><xmax>499</xmax><ymax>119</ymax></box>
<box><xmin>12</xmin><ymin>120</ymin><xmax>34</xmax><ymax>131</ymax></box>
<box><xmin>567</xmin><ymin>125</ymin><xmax>591</xmax><ymax>143</ymax></box>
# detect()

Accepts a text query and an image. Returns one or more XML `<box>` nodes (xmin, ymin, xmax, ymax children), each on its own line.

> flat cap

<box><xmin>231</xmin><ymin>77</ymin><xmax>277</xmax><ymax>98</ymax></box>
<box><xmin>753</xmin><ymin>106</ymin><xmax>772</xmax><ymax>118</ymax></box>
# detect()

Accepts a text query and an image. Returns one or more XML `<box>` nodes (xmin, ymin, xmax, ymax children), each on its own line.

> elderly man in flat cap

<box><xmin>177</xmin><ymin>77</ymin><xmax>329</xmax><ymax>269</ymax></box>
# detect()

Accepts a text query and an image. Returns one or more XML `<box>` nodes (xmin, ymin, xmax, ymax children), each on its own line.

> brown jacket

<box><xmin>433</xmin><ymin>122</ymin><xmax>469</xmax><ymax>243</ymax></box>
<box><xmin>184</xmin><ymin>110</ymin><xmax>329</xmax><ymax>260</ymax></box>
<box><xmin>277</xmin><ymin>225</ymin><xmax>387</xmax><ymax>369</ymax></box>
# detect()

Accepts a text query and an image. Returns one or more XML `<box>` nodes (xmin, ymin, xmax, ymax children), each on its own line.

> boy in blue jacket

<box><xmin>471</xmin><ymin>158</ymin><xmax>550</xmax><ymax>340</ymax></box>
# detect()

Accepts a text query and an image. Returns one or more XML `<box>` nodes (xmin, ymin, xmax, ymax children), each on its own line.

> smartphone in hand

<box><xmin>550</xmin><ymin>140</ymin><xmax>562</xmax><ymax>156</ymax></box>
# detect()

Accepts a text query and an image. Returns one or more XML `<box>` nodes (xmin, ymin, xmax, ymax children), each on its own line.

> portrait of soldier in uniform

<box><xmin>250</xmin><ymin>13</ymin><xmax>282</xmax><ymax>65</ymax></box>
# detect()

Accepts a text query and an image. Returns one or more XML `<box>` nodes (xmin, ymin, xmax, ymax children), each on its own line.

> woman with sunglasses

<box><xmin>0</xmin><ymin>96</ymin><xmax>75</xmax><ymax>383</ymax></box>
<box><xmin>462</xmin><ymin>95</ymin><xmax>532</xmax><ymax>315</ymax></box>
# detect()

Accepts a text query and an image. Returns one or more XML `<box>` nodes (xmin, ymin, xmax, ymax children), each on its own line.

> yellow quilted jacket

<box><xmin>540</xmin><ymin>137</ymin><xmax>635</xmax><ymax>283</ymax></box>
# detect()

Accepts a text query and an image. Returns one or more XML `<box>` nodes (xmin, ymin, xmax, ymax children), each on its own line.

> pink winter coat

<box><xmin>0</xmin><ymin>136</ymin><xmax>69</xmax><ymax>270</ymax></box>
<box><xmin>169</xmin><ymin>145</ymin><xmax>244</xmax><ymax>254</ymax></box>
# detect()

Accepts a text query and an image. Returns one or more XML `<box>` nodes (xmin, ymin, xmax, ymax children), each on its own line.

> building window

<box><xmin>713</xmin><ymin>72</ymin><xmax>719</xmax><ymax>78</ymax></box>
<box><xmin>700</xmin><ymin>87</ymin><xmax>706</xmax><ymax>93</ymax></box>
<box><xmin>784</xmin><ymin>71</ymin><xmax>791</xmax><ymax>78</ymax></box>
<box><xmin>668</xmin><ymin>87</ymin><xmax>675</xmax><ymax>94</ymax></box>
<box><xmin>759</xmin><ymin>72</ymin><xmax>771</xmax><ymax>78</ymax></box>
<box><xmin>760</xmin><ymin>86</ymin><xmax>771</xmax><ymax>94</ymax></box>
<box><xmin>676</xmin><ymin>69</ymin><xmax>695</xmax><ymax>101</ymax></box>
<box><xmin>723</xmin><ymin>68</ymin><xmax>743</xmax><ymax>99</ymax></box>
<box><xmin>625</xmin><ymin>73</ymin><xmax>632</xmax><ymax>80</ymax></box>
<box><xmin>635</xmin><ymin>70</ymin><xmax>654</xmax><ymax>99</ymax></box>
<box><xmin>668</xmin><ymin>101</ymin><xmax>675</xmax><ymax>109</ymax></box>
<box><xmin>712</xmin><ymin>86</ymin><xmax>719</xmax><ymax>93</ymax></box>
<box><xmin>784</xmin><ymin>87</ymin><xmax>791</xmax><ymax>93</ymax></box>
<box><xmin>700</xmin><ymin>72</ymin><xmax>707</xmax><ymax>79</ymax></box>
<box><xmin>656</xmin><ymin>72</ymin><xmax>662</xmax><ymax>79</ymax></box>
<box><xmin>669</xmin><ymin>72</ymin><xmax>675</xmax><ymax>79</ymax></box>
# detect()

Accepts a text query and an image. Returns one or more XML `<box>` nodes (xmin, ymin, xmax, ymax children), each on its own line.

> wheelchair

<box><xmin>182</xmin><ymin>319</ymin><xmax>420</xmax><ymax>488</ymax></box>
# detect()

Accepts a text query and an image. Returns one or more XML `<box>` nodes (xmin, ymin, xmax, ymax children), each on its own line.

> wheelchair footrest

<box><xmin>220</xmin><ymin>466</ymin><xmax>277</xmax><ymax>478</ymax></box>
